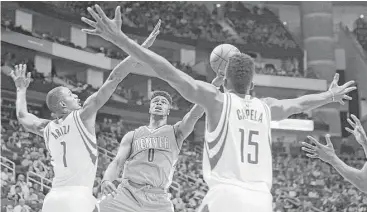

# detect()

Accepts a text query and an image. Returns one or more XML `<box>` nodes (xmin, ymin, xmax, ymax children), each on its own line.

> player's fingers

<box><xmin>95</xmin><ymin>4</ymin><xmax>108</xmax><ymax>21</ymax></box>
<box><xmin>114</xmin><ymin>5</ymin><xmax>121</xmax><ymax>21</ymax></box>
<box><xmin>81</xmin><ymin>17</ymin><xmax>97</xmax><ymax>28</ymax></box>
<box><xmin>344</xmin><ymin>87</ymin><xmax>357</xmax><ymax>94</ymax></box>
<box><xmin>341</xmin><ymin>80</ymin><xmax>355</xmax><ymax>89</ymax></box>
<box><xmin>87</xmin><ymin>7</ymin><xmax>101</xmax><ymax>22</ymax></box>
<box><xmin>301</xmin><ymin>142</ymin><xmax>316</xmax><ymax>150</ymax></box>
<box><xmin>325</xmin><ymin>134</ymin><xmax>333</xmax><ymax>147</ymax></box>
<box><xmin>14</xmin><ymin>64</ymin><xmax>20</xmax><ymax>76</ymax></box>
<box><xmin>301</xmin><ymin>147</ymin><xmax>316</xmax><ymax>154</ymax></box>
<box><xmin>81</xmin><ymin>29</ymin><xmax>99</xmax><ymax>35</ymax></box>
<box><xmin>351</xmin><ymin>114</ymin><xmax>361</xmax><ymax>126</ymax></box>
<box><xmin>153</xmin><ymin>19</ymin><xmax>161</xmax><ymax>32</ymax></box>
<box><xmin>103</xmin><ymin>187</ymin><xmax>112</xmax><ymax>196</ymax></box>
<box><xmin>21</xmin><ymin>64</ymin><xmax>27</xmax><ymax>76</ymax></box>
<box><xmin>307</xmin><ymin>136</ymin><xmax>321</xmax><ymax>147</ymax></box>
<box><xmin>9</xmin><ymin>70</ymin><xmax>16</xmax><ymax>80</ymax></box>
<box><xmin>153</xmin><ymin>30</ymin><xmax>160</xmax><ymax>37</ymax></box>
<box><xmin>27</xmin><ymin>71</ymin><xmax>31</xmax><ymax>79</ymax></box>
<box><xmin>107</xmin><ymin>184</ymin><xmax>117</xmax><ymax>193</ymax></box>
<box><xmin>26</xmin><ymin>72</ymin><xmax>31</xmax><ymax>86</ymax></box>
<box><xmin>343</xmin><ymin>95</ymin><xmax>352</xmax><ymax>101</ymax></box>
<box><xmin>332</xmin><ymin>73</ymin><xmax>339</xmax><ymax>85</ymax></box>
<box><xmin>347</xmin><ymin>118</ymin><xmax>356</xmax><ymax>128</ymax></box>
<box><xmin>339</xmin><ymin>100</ymin><xmax>345</xmax><ymax>105</ymax></box>
<box><xmin>345</xmin><ymin>127</ymin><xmax>355</xmax><ymax>135</ymax></box>
<box><xmin>306</xmin><ymin>153</ymin><xmax>318</xmax><ymax>159</ymax></box>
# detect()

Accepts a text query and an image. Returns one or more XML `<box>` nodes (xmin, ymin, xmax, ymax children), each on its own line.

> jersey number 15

<box><xmin>239</xmin><ymin>129</ymin><xmax>259</xmax><ymax>164</ymax></box>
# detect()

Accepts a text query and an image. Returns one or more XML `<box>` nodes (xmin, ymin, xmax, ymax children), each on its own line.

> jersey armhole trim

<box><xmin>172</xmin><ymin>125</ymin><xmax>181</xmax><ymax>151</ymax></box>
<box><xmin>205</xmin><ymin>93</ymin><xmax>228</xmax><ymax>141</ymax></box>
<box><xmin>260</xmin><ymin>100</ymin><xmax>272</xmax><ymax>147</ymax></box>
<box><xmin>127</xmin><ymin>130</ymin><xmax>135</xmax><ymax>159</ymax></box>
<box><xmin>75</xmin><ymin>110</ymin><xmax>96</xmax><ymax>141</ymax></box>
<box><xmin>43</xmin><ymin>122</ymin><xmax>52</xmax><ymax>153</ymax></box>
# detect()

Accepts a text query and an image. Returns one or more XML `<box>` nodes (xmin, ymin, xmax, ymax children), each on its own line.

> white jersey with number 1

<box><xmin>42</xmin><ymin>110</ymin><xmax>98</xmax><ymax>212</ymax></box>
<box><xmin>43</xmin><ymin>110</ymin><xmax>98</xmax><ymax>190</ymax></box>
<box><xmin>199</xmin><ymin>93</ymin><xmax>273</xmax><ymax>212</ymax></box>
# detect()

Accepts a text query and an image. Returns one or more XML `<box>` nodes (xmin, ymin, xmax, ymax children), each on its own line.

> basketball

<box><xmin>210</xmin><ymin>44</ymin><xmax>240</xmax><ymax>74</ymax></box>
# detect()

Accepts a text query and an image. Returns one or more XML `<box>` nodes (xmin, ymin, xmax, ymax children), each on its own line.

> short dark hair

<box><xmin>225</xmin><ymin>53</ymin><xmax>255</xmax><ymax>94</ymax></box>
<box><xmin>150</xmin><ymin>91</ymin><xmax>172</xmax><ymax>105</ymax></box>
<box><xmin>46</xmin><ymin>86</ymin><xmax>66</xmax><ymax>113</ymax></box>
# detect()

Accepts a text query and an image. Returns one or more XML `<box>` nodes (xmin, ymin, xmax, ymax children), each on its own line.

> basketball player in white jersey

<box><xmin>81</xmin><ymin>5</ymin><xmax>357</xmax><ymax>212</ymax></box>
<box><xmin>10</xmin><ymin>21</ymin><xmax>160</xmax><ymax>212</ymax></box>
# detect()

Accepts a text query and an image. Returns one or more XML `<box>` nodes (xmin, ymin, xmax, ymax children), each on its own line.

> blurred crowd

<box><xmin>354</xmin><ymin>17</ymin><xmax>367</xmax><ymax>51</ymax></box>
<box><xmin>2</xmin><ymin>1</ymin><xmax>315</xmax><ymax>81</ymax></box>
<box><xmin>0</xmin><ymin>97</ymin><xmax>364</xmax><ymax>212</ymax></box>
<box><xmin>224</xmin><ymin>2</ymin><xmax>297</xmax><ymax>49</ymax></box>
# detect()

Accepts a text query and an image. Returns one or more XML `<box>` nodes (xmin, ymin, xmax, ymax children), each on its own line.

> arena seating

<box><xmin>224</xmin><ymin>2</ymin><xmax>297</xmax><ymax>50</ymax></box>
<box><xmin>1</xmin><ymin>2</ymin><xmax>314</xmax><ymax>79</ymax></box>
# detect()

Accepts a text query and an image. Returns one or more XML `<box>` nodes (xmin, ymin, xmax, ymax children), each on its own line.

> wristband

<box><xmin>328</xmin><ymin>90</ymin><xmax>335</xmax><ymax>102</ymax></box>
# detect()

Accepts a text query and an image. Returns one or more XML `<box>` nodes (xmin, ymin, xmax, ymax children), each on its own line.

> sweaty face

<box><xmin>149</xmin><ymin>96</ymin><xmax>170</xmax><ymax>116</ymax></box>
<box><xmin>60</xmin><ymin>88</ymin><xmax>81</xmax><ymax>111</ymax></box>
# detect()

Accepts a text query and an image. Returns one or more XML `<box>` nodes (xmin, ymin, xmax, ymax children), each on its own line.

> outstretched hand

<box><xmin>82</xmin><ymin>4</ymin><xmax>161</xmax><ymax>48</ymax></box>
<box><xmin>81</xmin><ymin>4</ymin><xmax>123</xmax><ymax>42</ymax></box>
<box><xmin>10</xmin><ymin>64</ymin><xmax>32</xmax><ymax>91</ymax></box>
<box><xmin>141</xmin><ymin>20</ymin><xmax>161</xmax><ymax>48</ymax></box>
<box><xmin>345</xmin><ymin>114</ymin><xmax>367</xmax><ymax>146</ymax></box>
<box><xmin>328</xmin><ymin>73</ymin><xmax>356</xmax><ymax>105</ymax></box>
<box><xmin>301</xmin><ymin>134</ymin><xmax>336</xmax><ymax>164</ymax></box>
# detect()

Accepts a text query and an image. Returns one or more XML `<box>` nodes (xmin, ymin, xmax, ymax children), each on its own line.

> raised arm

<box><xmin>79</xmin><ymin>20</ymin><xmax>160</xmax><ymax>120</ymax></box>
<box><xmin>81</xmin><ymin>5</ymin><xmax>219</xmax><ymax>109</ymax></box>
<box><xmin>101</xmin><ymin>131</ymin><xmax>134</xmax><ymax>196</ymax></box>
<box><xmin>263</xmin><ymin>74</ymin><xmax>356</xmax><ymax>121</ymax></box>
<box><xmin>11</xmin><ymin>64</ymin><xmax>50</xmax><ymax>137</ymax></box>
<box><xmin>302</xmin><ymin>134</ymin><xmax>367</xmax><ymax>193</ymax></box>
<box><xmin>173</xmin><ymin>76</ymin><xmax>224</xmax><ymax>148</ymax></box>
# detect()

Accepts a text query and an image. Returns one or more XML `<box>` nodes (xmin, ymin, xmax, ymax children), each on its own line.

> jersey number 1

<box><xmin>60</xmin><ymin>141</ymin><xmax>67</xmax><ymax>167</ymax></box>
<box><xmin>239</xmin><ymin>129</ymin><xmax>259</xmax><ymax>164</ymax></box>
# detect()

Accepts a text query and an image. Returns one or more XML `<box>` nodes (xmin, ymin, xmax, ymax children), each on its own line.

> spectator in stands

<box><xmin>5</xmin><ymin>204</ymin><xmax>14</xmax><ymax>212</ymax></box>
<box><xmin>13</xmin><ymin>199</ymin><xmax>30</xmax><ymax>212</ymax></box>
<box><xmin>25</xmin><ymin>187</ymin><xmax>38</xmax><ymax>203</ymax></box>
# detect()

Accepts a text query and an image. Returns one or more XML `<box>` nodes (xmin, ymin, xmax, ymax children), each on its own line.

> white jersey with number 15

<box><xmin>43</xmin><ymin>110</ymin><xmax>98</xmax><ymax>192</ymax></box>
<box><xmin>203</xmin><ymin>93</ymin><xmax>272</xmax><ymax>193</ymax></box>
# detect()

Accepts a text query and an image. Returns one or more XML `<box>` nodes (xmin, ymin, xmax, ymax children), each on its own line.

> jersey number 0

<box><xmin>239</xmin><ymin>129</ymin><xmax>259</xmax><ymax>164</ymax></box>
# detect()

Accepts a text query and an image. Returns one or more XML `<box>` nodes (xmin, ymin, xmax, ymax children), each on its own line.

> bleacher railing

<box><xmin>194</xmin><ymin>145</ymin><xmax>203</xmax><ymax>155</ymax></box>
<box><xmin>0</xmin><ymin>156</ymin><xmax>15</xmax><ymax>177</ymax></box>
<box><xmin>27</xmin><ymin>171</ymin><xmax>52</xmax><ymax>192</ymax></box>
<box><xmin>97</xmin><ymin>146</ymin><xmax>115</xmax><ymax>161</ymax></box>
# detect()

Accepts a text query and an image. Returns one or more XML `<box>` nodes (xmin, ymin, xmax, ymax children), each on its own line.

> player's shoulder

<box><xmin>260</xmin><ymin>97</ymin><xmax>278</xmax><ymax>107</ymax></box>
<box><xmin>121</xmin><ymin>130</ymin><xmax>135</xmax><ymax>143</ymax></box>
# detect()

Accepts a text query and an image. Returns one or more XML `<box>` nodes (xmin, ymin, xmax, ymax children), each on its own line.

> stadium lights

<box><xmin>360</xmin><ymin>14</ymin><xmax>364</xmax><ymax>19</ymax></box>
<box><xmin>216</xmin><ymin>4</ymin><xmax>221</xmax><ymax>8</ymax></box>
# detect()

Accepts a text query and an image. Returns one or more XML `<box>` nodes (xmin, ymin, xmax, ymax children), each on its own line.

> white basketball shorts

<box><xmin>42</xmin><ymin>186</ymin><xmax>98</xmax><ymax>212</ymax></box>
<box><xmin>197</xmin><ymin>184</ymin><xmax>273</xmax><ymax>212</ymax></box>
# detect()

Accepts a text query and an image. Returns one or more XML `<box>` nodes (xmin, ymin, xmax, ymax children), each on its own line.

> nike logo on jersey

<box><xmin>51</xmin><ymin>125</ymin><xmax>70</xmax><ymax>140</ymax></box>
